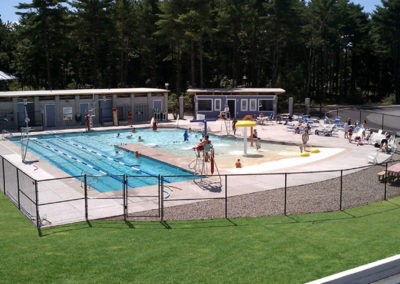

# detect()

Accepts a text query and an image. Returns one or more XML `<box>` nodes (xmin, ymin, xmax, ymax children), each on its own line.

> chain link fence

<box><xmin>325</xmin><ymin>107</ymin><xmax>400</xmax><ymax>133</ymax></box>
<box><xmin>0</xmin><ymin>155</ymin><xmax>399</xmax><ymax>236</ymax></box>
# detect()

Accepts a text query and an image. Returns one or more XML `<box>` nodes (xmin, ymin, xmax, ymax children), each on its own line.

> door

<box><xmin>227</xmin><ymin>99</ymin><xmax>236</xmax><ymax>118</ymax></box>
<box><xmin>17</xmin><ymin>103</ymin><xmax>35</xmax><ymax>129</ymax></box>
<box><xmin>45</xmin><ymin>104</ymin><xmax>56</xmax><ymax>127</ymax></box>
<box><xmin>99</xmin><ymin>100</ymin><xmax>112</xmax><ymax>124</ymax></box>
<box><xmin>80</xmin><ymin>103</ymin><xmax>89</xmax><ymax>125</ymax></box>
<box><xmin>153</xmin><ymin>100</ymin><xmax>162</xmax><ymax>113</ymax></box>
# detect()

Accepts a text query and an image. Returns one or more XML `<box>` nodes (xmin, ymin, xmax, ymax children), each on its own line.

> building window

<box><xmin>214</xmin><ymin>99</ymin><xmax>221</xmax><ymax>111</ymax></box>
<box><xmin>259</xmin><ymin>99</ymin><xmax>273</xmax><ymax>111</ymax></box>
<box><xmin>63</xmin><ymin>107</ymin><xmax>73</xmax><ymax>120</ymax></box>
<box><xmin>198</xmin><ymin>99</ymin><xmax>213</xmax><ymax>111</ymax></box>
<box><xmin>249</xmin><ymin>99</ymin><xmax>257</xmax><ymax>111</ymax></box>
<box><xmin>241</xmin><ymin>99</ymin><xmax>248</xmax><ymax>111</ymax></box>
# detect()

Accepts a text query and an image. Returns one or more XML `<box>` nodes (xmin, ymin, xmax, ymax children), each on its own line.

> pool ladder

<box><xmin>81</xmin><ymin>171</ymin><xmax>99</xmax><ymax>188</ymax></box>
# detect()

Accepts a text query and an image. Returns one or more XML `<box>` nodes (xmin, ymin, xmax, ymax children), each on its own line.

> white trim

<box><xmin>187</xmin><ymin>88</ymin><xmax>285</xmax><ymax>95</ymax></box>
<box><xmin>241</xmin><ymin>99</ymin><xmax>248</xmax><ymax>111</ymax></box>
<box><xmin>197</xmin><ymin>98</ymin><xmax>213</xmax><ymax>112</ymax></box>
<box><xmin>0</xmin><ymin>88</ymin><xmax>169</xmax><ymax>98</ymax></box>
<box><xmin>307</xmin><ymin>254</ymin><xmax>400</xmax><ymax>284</ymax></box>
<box><xmin>249</xmin><ymin>98</ymin><xmax>257</xmax><ymax>111</ymax></box>
<box><xmin>214</xmin><ymin>98</ymin><xmax>221</xmax><ymax>111</ymax></box>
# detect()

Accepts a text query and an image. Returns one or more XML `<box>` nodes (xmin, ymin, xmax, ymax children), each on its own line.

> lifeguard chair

<box><xmin>189</xmin><ymin>143</ymin><xmax>221</xmax><ymax>186</ymax></box>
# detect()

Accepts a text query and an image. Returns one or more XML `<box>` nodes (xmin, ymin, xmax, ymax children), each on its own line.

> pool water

<box><xmin>11</xmin><ymin>128</ymin><xmax>299</xmax><ymax>192</ymax></box>
<box><xmin>11</xmin><ymin>131</ymin><xmax>196</xmax><ymax>192</ymax></box>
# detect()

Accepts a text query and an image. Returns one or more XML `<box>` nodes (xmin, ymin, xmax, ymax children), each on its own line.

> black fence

<box><xmin>1</xmin><ymin>155</ymin><xmax>400</xmax><ymax>236</ymax></box>
<box><xmin>325</xmin><ymin>107</ymin><xmax>400</xmax><ymax>133</ymax></box>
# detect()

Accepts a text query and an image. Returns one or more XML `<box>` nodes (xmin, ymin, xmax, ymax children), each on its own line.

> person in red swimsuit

<box><xmin>152</xmin><ymin>117</ymin><xmax>157</xmax><ymax>131</ymax></box>
<box><xmin>348</xmin><ymin>126</ymin><xmax>353</xmax><ymax>143</ymax></box>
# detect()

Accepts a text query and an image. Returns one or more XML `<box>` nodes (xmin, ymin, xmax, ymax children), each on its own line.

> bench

<box><xmin>377</xmin><ymin>171</ymin><xmax>386</xmax><ymax>182</ymax></box>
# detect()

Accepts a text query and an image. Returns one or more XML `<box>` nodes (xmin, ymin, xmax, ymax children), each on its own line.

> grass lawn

<box><xmin>1</xmin><ymin>194</ymin><xmax>400</xmax><ymax>283</ymax></box>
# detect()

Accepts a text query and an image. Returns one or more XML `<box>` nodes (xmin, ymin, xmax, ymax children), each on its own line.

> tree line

<box><xmin>0</xmin><ymin>0</ymin><xmax>399</xmax><ymax>105</ymax></box>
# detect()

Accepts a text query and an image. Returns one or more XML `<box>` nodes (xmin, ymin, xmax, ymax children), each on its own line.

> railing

<box><xmin>0</xmin><ymin>155</ymin><xmax>399</xmax><ymax>236</ymax></box>
<box><xmin>325</xmin><ymin>107</ymin><xmax>400</xmax><ymax>132</ymax></box>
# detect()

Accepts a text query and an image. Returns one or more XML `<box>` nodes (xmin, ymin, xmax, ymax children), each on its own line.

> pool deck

<box><xmin>116</xmin><ymin>143</ymin><xmax>195</xmax><ymax>173</ymax></box>
<box><xmin>0</xmin><ymin>116</ymin><xmax>395</xmax><ymax>227</ymax></box>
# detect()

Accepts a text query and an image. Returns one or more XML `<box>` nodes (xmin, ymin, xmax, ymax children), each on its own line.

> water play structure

<box><xmin>235</xmin><ymin>116</ymin><xmax>256</xmax><ymax>155</ymax></box>
<box><xmin>190</xmin><ymin>118</ymin><xmax>217</xmax><ymax>136</ymax></box>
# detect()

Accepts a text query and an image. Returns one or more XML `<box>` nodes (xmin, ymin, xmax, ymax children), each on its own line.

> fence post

<box><xmin>2</xmin><ymin>158</ymin><xmax>5</xmax><ymax>194</ymax></box>
<box><xmin>160</xmin><ymin>176</ymin><xmax>164</xmax><ymax>223</ymax></box>
<box><xmin>336</xmin><ymin>108</ymin><xmax>339</xmax><ymax>118</ymax></box>
<box><xmin>84</xmin><ymin>174</ymin><xmax>89</xmax><ymax>223</ymax></box>
<box><xmin>158</xmin><ymin>175</ymin><xmax>161</xmax><ymax>217</ymax></box>
<box><xmin>123</xmin><ymin>174</ymin><xmax>127</xmax><ymax>221</ymax></box>
<box><xmin>340</xmin><ymin>170</ymin><xmax>343</xmax><ymax>210</ymax></box>
<box><xmin>381</xmin><ymin>114</ymin><xmax>384</xmax><ymax>130</ymax></box>
<box><xmin>34</xmin><ymin>180</ymin><xmax>42</xmax><ymax>237</ymax></box>
<box><xmin>284</xmin><ymin>173</ymin><xmax>287</xmax><ymax>216</ymax></box>
<box><xmin>384</xmin><ymin>162</ymin><xmax>388</xmax><ymax>200</ymax></box>
<box><xmin>16</xmin><ymin>169</ymin><xmax>20</xmax><ymax>209</ymax></box>
<box><xmin>225</xmin><ymin>175</ymin><xmax>228</xmax><ymax>219</ymax></box>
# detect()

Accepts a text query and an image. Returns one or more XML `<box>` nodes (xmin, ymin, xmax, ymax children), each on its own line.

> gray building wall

<box><xmin>195</xmin><ymin>95</ymin><xmax>276</xmax><ymax>119</ymax></box>
<box><xmin>0</xmin><ymin>91</ymin><xmax>169</xmax><ymax>131</ymax></box>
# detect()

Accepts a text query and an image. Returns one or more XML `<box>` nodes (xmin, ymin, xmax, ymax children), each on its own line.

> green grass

<box><xmin>2</xmin><ymin>194</ymin><xmax>400</xmax><ymax>283</ymax></box>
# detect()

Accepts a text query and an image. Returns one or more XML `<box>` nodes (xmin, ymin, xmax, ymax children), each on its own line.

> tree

<box><xmin>372</xmin><ymin>0</ymin><xmax>400</xmax><ymax>104</ymax></box>
<box><xmin>70</xmin><ymin>0</ymin><xmax>113</xmax><ymax>87</ymax></box>
<box><xmin>16</xmin><ymin>0</ymin><xmax>70</xmax><ymax>89</ymax></box>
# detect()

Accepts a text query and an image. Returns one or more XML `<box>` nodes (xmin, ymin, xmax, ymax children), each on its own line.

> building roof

<box><xmin>0</xmin><ymin>71</ymin><xmax>17</xmax><ymax>81</ymax></box>
<box><xmin>0</xmin><ymin>88</ymin><xmax>169</xmax><ymax>98</ymax></box>
<box><xmin>187</xmin><ymin>88</ymin><xmax>285</xmax><ymax>95</ymax></box>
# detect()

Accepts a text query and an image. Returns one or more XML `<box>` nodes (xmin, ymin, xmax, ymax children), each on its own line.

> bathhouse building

<box><xmin>0</xmin><ymin>88</ymin><xmax>169</xmax><ymax>131</ymax></box>
<box><xmin>187</xmin><ymin>88</ymin><xmax>285</xmax><ymax>119</ymax></box>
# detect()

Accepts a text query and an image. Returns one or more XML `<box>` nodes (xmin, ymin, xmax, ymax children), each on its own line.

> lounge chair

<box><xmin>370</xmin><ymin>130</ymin><xmax>386</xmax><ymax>145</ymax></box>
<box><xmin>353</xmin><ymin>128</ymin><xmax>364</xmax><ymax>142</ymax></box>
<box><xmin>368</xmin><ymin>150</ymin><xmax>379</xmax><ymax>165</ymax></box>
<box><xmin>315</xmin><ymin>125</ymin><xmax>336</xmax><ymax>136</ymax></box>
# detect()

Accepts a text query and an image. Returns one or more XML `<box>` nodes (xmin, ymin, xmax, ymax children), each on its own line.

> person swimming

<box><xmin>116</xmin><ymin>133</ymin><xmax>120</xmax><ymax>137</ymax></box>
<box><xmin>127</xmin><ymin>134</ymin><xmax>132</xmax><ymax>139</ymax></box>
<box><xmin>138</xmin><ymin>136</ymin><xmax>144</xmax><ymax>142</ymax></box>
<box><xmin>184</xmin><ymin>130</ymin><xmax>189</xmax><ymax>141</ymax></box>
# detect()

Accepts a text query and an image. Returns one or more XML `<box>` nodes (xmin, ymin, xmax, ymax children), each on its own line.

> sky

<box><xmin>0</xmin><ymin>0</ymin><xmax>383</xmax><ymax>23</ymax></box>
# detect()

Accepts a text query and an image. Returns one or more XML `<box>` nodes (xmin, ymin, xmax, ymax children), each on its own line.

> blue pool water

<box><xmin>11</xmin><ymin>128</ymin><xmax>299</xmax><ymax>192</ymax></box>
<box><xmin>11</xmin><ymin>130</ymin><xmax>199</xmax><ymax>192</ymax></box>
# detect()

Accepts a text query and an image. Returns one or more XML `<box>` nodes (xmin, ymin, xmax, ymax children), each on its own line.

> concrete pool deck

<box><xmin>0</xmin><ymin>116</ymin><xmax>395</xmax><ymax>227</ymax></box>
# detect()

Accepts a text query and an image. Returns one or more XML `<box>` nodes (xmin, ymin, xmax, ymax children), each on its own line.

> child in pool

<box><xmin>256</xmin><ymin>138</ymin><xmax>261</xmax><ymax>150</ymax></box>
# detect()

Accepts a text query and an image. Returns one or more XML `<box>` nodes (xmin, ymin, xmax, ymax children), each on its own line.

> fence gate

<box><xmin>117</xmin><ymin>105</ymin><xmax>130</xmax><ymax>121</ymax></box>
<box><xmin>125</xmin><ymin>175</ymin><xmax>160</xmax><ymax>219</ymax></box>
<box><xmin>79</xmin><ymin>103</ymin><xmax>89</xmax><ymax>125</ymax></box>
<box><xmin>134</xmin><ymin>104</ymin><xmax>149</xmax><ymax>122</ymax></box>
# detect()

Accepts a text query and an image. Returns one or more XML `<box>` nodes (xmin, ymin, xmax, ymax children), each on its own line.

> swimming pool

<box><xmin>11</xmin><ymin>131</ymin><xmax>196</xmax><ymax>192</ymax></box>
<box><xmin>10</xmin><ymin>128</ymin><xmax>300</xmax><ymax>191</ymax></box>
<box><xmin>92</xmin><ymin>128</ymin><xmax>299</xmax><ymax>168</ymax></box>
